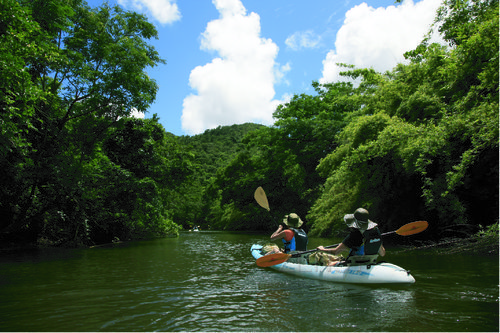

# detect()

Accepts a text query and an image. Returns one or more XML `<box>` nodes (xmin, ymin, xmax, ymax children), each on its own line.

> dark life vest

<box><xmin>349</xmin><ymin>227</ymin><xmax>382</xmax><ymax>256</ymax></box>
<box><xmin>362</xmin><ymin>227</ymin><xmax>382</xmax><ymax>255</ymax></box>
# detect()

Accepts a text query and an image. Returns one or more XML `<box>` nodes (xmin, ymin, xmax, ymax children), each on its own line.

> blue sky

<box><xmin>86</xmin><ymin>0</ymin><xmax>443</xmax><ymax>136</ymax></box>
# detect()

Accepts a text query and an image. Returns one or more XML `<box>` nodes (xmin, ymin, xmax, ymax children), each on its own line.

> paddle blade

<box><xmin>254</xmin><ymin>186</ymin><xmax>270</xmax><ymax>211</ymax></box>
<box><xmin>256</xmin><ymin>253</ymin><xmax>291</xmax><ymax>267</ymax></box>
<box><xmin>395</xmin><ymin>221</ymin><xmax>428</xmax><ymax>236</ymax></box>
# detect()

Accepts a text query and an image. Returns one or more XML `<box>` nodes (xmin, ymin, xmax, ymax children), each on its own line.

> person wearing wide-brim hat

<box><xmin>344</xmin><ymin>208</ymin><xmax>378</xmax><ymax>232</ymax></box>
<box><xmin>316</xmin><ymin>208</ymin><xmax>385</xmax><ymax>266</ymax></box>
<box><xmin>270</xmin><ymin>213</ymin><xmax>308</xmax><ymax>253</ymax></box>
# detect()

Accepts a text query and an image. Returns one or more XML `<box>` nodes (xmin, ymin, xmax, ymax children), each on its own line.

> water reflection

<box><xmin>250</xmin><ymin>276</ymin><xmax>418</xmax><ymax>332</ymax></box>
<box><xmin>0</xmin><ymin>232</ymin><xmax>498</xmax><ymax>332</ymax></box>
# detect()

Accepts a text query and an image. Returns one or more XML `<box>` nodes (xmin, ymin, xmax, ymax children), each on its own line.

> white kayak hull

<box><xmin>251</xmin><ymin>244</ymin><xmax>415</xmax><ymax>284</ymax></box>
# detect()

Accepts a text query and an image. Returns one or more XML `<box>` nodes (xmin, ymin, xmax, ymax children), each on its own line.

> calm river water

<box><xmin>0</xmin><ymin>231</ymin><xmax>498</xmax><ymax>332</ymax></box>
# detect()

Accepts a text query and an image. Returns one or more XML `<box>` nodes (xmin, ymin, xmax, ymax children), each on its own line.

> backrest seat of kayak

<box><xmin>344</xmin><ymin>255</ymin><xmax>379</xmax><ymax>266</ymax></box>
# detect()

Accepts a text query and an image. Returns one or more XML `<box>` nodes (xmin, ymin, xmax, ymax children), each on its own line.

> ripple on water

<box><xmin>2</xmin><ymin>234</ymin><xmax>498</xmax><ymax>332</ymax></box>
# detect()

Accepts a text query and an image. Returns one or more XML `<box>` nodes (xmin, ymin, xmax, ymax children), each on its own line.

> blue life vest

<box><xmin>351</xmin><ymin>245</ymin><xmax>365</xmax><ymax>256</ymax></box>
<box><xmin>282</xmin><ymin>236</ymin><xmax>296</xmax><ymax>253</ymax></box>
<box><xmin>282</xmin><ymin>228</ymin><xmax>308</xmax><ymax>253</ymax></box>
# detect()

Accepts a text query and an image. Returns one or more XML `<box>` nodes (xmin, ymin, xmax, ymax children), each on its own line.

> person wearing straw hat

<box><xmin>316</xmin><ymin>208</ymin><xmax>385</xmax><ymax>266</ymax></box>
<box><xmin>270</xmin><ymin>213</ymin><xmax>308</xmax><ymax>253</ymax></box>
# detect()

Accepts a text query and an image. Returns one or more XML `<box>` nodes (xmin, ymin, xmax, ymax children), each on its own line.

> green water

<box><xmin>0</xmin><ymin>231</ymin><xmax>498</xmax><ymax>331</ymax></box>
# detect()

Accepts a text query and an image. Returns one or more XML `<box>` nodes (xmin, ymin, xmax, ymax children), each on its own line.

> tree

<box><xmin>176</xmin><ymin>123</ymin><xmax>264</xmax><ymax>229</ymax></box>
<box><xmin>308</xmin><ymin>0</ymin><xmax>498</xmax><ymax>237</ymax></box>
<box><xmin>205</xmin><ymin>82</ymin><xmax>360</xmax><ymax>231</ymax></box>
<box><xmin>0</xmin><ymin>0</ymin><xmax>168</xmax><ymax>245</ymax></box>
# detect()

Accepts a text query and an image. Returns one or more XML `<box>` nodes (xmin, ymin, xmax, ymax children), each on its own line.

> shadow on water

<box><xmin>0</xmin><ymin>231</ymin><xmax>498</xmax><ymax>332</ymax></box>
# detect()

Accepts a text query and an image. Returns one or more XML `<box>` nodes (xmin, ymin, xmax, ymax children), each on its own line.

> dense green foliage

<box><xmin>173</xmin><ymin>123</ymin><xmax>264</xmax><ymax>229</ymax></box>
<box><xmin>200</xmin><ymin>0</ymin><xmax>499</xmax><ymax>238</ymax></box>
<box><xmin>199</xmin><ymin>81</ymin><xmax>361</xmax><ymax>231</ymax></box>
<box><xmin>308</xmin><ymin>0</ymin><xmax>498</xmax><ymax>237</ymax></box>
<box><xmin>0</xmin><ymin>0</ymin><xmax>188</xmax><ymax>246</ymax></box>
<box><xmin>1</xmin><ymin>0</ymin><xmax>498</xmax><ymax>247</ymax></box>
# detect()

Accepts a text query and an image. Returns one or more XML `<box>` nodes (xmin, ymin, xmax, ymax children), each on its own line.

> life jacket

<box><xmin>282</xmin><ymin>228</ymin><xmax>308</xmax><ymax>253</ymax></box>
<box><xmin>348</xmin><ymin>227</ymin><xmax>382</xmax><ymax>264</ymax></box>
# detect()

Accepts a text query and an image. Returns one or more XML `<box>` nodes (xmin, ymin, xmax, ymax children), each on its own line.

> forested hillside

<box><xmin>197</xmin><ymin>0</ymin><xmax>499</xmax><ymax>239</ymax></box>
<box><xmin>1</xmin><ymin>0</ymin><xmax>497</xmax><ymax>248</ymax></box>
<box><xmin>178</xmin><ymin>123</ymin><xmax>264</xmax><ymax>184</ymax></box>
<box><xmin>169</xmin><ymin>123</ymin><xmax>264</xmax><ymax>229</ymax></box>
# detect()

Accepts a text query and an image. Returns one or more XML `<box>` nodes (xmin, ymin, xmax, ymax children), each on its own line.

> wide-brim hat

<box><xmin>283</xmin><ymin>213</ymin><xmax>303</xmax><ymax>228</ymax></box>
<box><xmin>344</xmin><ymin>208</ymin><xmax>377</xmax><ymax>231</ymax></box>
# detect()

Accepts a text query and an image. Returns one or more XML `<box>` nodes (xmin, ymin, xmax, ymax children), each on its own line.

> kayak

<box><xmin>251</xmin><ymin>244</ymin><xmax>415</xmax><ymax>284</ymax></box>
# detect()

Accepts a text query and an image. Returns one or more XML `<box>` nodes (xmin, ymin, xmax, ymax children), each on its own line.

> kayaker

<box><xmin>270</xmin><ymin>213</ymin><xmax>308</xmax><ymax>253</ymax></box>
<box><xmin>316</xmin><ymin>208</ymin><xmax>385</xmax><ymax>266</ymax></box>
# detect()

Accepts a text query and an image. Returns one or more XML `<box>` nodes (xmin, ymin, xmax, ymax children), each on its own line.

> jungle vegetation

<box><xmin>1</xmin><ymin>0</ymin><xmax>498</xmax><ymax>247</ymax></box>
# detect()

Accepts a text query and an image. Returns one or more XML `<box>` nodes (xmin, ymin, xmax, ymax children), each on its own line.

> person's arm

<box><xmin>378</xmin><ymin>244</ymin><xmax>386</xmax><ymax>257</ymax></box>
<box><xmin>270</xmin><ymin>225</ymin><xmax>286</xmax><ymax>241</ymax></box>
<box><xmin>317</xmin><ymin>243</ymin><xmax>348</xmax><ymax>255</ymax></box>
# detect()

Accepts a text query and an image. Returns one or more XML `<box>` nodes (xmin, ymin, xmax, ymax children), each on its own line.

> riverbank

<box><xmin>2</xmin><ymin>223</ymin><xmax>498</xmax><ymax>256</ymax></box>
<box><xmin>418</xmin><ymin>236</ymin><xmax>498</xmax><ymax>255</ymax></box>
<box><xmin>434</xmin><ymin>223</ymin><xmax>499</xmax><ymax>255</ymax></box>
<box><xmin>395</xmin><ymin>226</ymin><xmax>499</xmax><ymax>256</ymax></box>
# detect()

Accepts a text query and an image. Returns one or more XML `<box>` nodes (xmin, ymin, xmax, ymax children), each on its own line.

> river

<box><xmin>0</xmin><ymin>231</ymin><xmax>498</xmax><ymax>332</ymax></box>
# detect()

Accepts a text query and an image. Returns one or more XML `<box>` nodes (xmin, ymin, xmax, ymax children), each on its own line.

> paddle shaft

<box><xmin>253</xmin><ymin>187</ymin><xmax>429</xmax><ymax>263</ymax></box>
<box><xmin>257</xmin><ymin>221</ymin><xmax>428</xmax><ymax>266</ymax></box>
<box><xmin>265</xmin><ymin>208</ymin><xmax>279</xmax><ymax>227</ymax></box>
<box><xmin>291</xmin><ymin>230</ymin><xmax>396</xmax><ymax>257</ymax></box>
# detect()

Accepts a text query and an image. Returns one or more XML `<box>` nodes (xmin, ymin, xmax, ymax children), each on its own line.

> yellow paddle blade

<box><xmin>256</xmin><ymin>253</ymin><xmax>291</xmax><ymax>267</ymax></box>
<box><xmin>254</xmin><ymin>186</ymin><xmax>270</xmax><ymax>211</ymax></box>
<box><xmin>395</xmin><ymin>221</ymin><xmax>428</xmax><ymax>236</ymax></box>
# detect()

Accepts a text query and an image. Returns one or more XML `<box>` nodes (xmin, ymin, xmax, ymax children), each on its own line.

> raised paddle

<box><xmin>254</xmin><ymin>186</ymin><xmax>279</xmax><ymax>226</ymax></box>
<box><xmin>256</xmin><ymin>220</ymin><xmax>429</xmax><ymax>267</ymax></box>
<box><xmin>254</xmin><ymin>186</ymin><xmax>270</xmax><ymax>211</ymax></box>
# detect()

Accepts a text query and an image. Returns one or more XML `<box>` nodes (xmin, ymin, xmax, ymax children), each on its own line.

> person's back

<box><xmin>316</xmin><ymin>208</ymin><xmax>385</xmax><ymax>266</ymax></box>
<box><xmin>360</xmin><ymin>226</ymin><xmax>382</xmax><ymax>255</ymax></box>
<box><xmin>270</xmin><ymin>213</ymin><xmax>308</xmax><ymax>253</ymax></box>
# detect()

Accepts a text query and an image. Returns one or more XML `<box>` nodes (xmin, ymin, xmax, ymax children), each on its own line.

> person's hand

<box><xmin>317</xmin><ymin>246</ymin><xmax>325</xmax><ymax>251</ymax></box>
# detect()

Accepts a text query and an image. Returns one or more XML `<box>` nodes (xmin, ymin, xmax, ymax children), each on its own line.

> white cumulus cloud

<box><xmin>130</xmin><ymin>108</ymin><xmax>145</xmax><ymax>119</ymax></box>
<box><xmin>181</xmin><ymin>0</ymin><xmax>286</xmax><ymax>135</ymax></box>
<box><xmin>320</xmin><ymin>0</ymin><xmax>442</xmax><ymax>84</ymax></box>
<box><xmin>118</xmin><ymin>0</ymin><xmax>181</xmax><ymax>25</ymax></box>
<box><xmin>285</xmin><ymin>30</ymin><xmax>322</xmax><ymax>51</ymax></box>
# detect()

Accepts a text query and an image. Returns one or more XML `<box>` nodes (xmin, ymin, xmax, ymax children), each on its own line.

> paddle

<box><xmin>256</xmin><ymin>220</ymin><xmax>428</xmax><ymax>267</ymax></box>
<box><xmin>254</xmin><ymin>186</ymin><xmax>270</xmax><ymax>211</ymax></box>
<box><xmin>254</xmin><ymin>186</ymin><xmax>279</xmax><ymax>226</ymax></box>
<box><xmin>255</xmin><ymin>252</ymin><xmax>292</xmax><ymax>267</ymax></box>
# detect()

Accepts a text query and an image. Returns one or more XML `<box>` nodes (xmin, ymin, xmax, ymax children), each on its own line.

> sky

<box><xmin>86</xmin><ymin>0</ymin><xmax>443</xmax><ymax>136</ymax></box>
